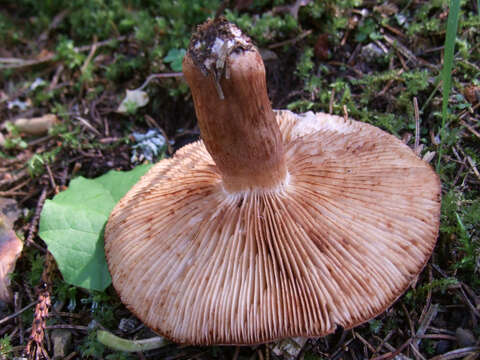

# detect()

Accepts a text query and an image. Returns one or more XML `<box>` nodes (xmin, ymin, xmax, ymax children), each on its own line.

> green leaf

<box><xmin>39</xmin><ymin>164</ymin><xmax>152</xmax><ymax>291</ymax></box>
<box><xmin>163</xmin><ymin>48</ymin><xmax>186</xmax><ymax>72</ymax></box>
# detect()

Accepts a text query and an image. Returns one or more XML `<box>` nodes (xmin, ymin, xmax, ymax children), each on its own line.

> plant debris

<box><xmin>11</xmin><ymin>114</ymin><xmax>58</xmax><ymax>136</ymax></box>
<box><xmin>0</xmin><ymin>208</ymin><xmax>23</xmax><ymax>303</ymax></box>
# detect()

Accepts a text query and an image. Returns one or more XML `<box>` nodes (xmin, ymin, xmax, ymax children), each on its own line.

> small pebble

<box><xmin>51</xmin><ymin>329</ymin><xmax>72</xmax><ymax>360</ymax></box>
<box><xmin>360</xmin><ymin>43</ymin><xmax>385</xmax><ymax>63</ymax></box>
<box><xmin>455</xmin><ymin>327</ymin><xmax>476</xmax><ymax>347</ymax></box>
<box><xmin>118</xmin><ymin>317</ymin><xmax>139</xmax><ymax>333</ymax></box>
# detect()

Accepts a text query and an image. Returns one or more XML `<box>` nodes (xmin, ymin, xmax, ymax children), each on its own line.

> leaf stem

<box><xmin>96</xmin><ymin>330</ymin><xmax>166</xmax><ymax>352</ymax></box>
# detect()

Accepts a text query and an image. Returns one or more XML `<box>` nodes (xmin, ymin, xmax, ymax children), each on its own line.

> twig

<box><xmin>49</xmin><ymin>311</ymin><xmax>86</xmax><ymax>319</ymax></box>
<box><xmin>374</xmin><ymin>39</ymin><xmax>389</xmax><ymax>55</ymax></box>
<box><xmin>416</xmin><ymin>334</ymin><xmax>457</xmax><ymax>341</ymax></box>
<box><xmin>45</xmin><ymin>325</ymin><xmax>89</xmax><ymax>331</ymax></box>
<box><xmin>0</xmin><ymin>170</ymin><xmax>29</xmax><ymax>188</ymax></box>
<box><xmin>418</xmin><ymin>266</ymin><xmax>434</xmax><ymax>331</ymax></box>
<box><xmin>429</xmin><ymin>347</ymin><xmax>480</xmax><ymax>360</ymax></box>
<box><xmin>268</xmin><ymin>30</ymin><xmax>312</xmax><ymax>49</ymax></box>
<box><xmin>136</xmin><ymin>72</ymin><xmax>184</xmax><ymax>91</ymax></box>
<box><xmin>28</xmin><ymin>135</ymin><xmax>55</xmax><ymax>147</ymax></box>
<box><xmin>413</xmin><ymin>97</ymin><xmax>421</xmax><ymax>154</ymax></box>
<box><xmin>429</xmin><ymin>326</ymin><xmax>456</xmax><ymax>336</ymax></box>
<box><xmin>343</xmin><ymin>105</ymin><xmax>349</xmax><ymax>122</ymax></box>
<box><xmin>0</xmin><ymin>55</ymin><xmax>51</xmax><ymax>69</ymax></box>
<box><xmin>45</xmin><ymin>164</ymin><xmax>57</xmax><ymax>192</ymax></box>
<box><xmin>381</xmin><ymin>23</ymin><xmax>407</xmax><ymax>38</ymax></box>
<box><xmin>410</xmin><ymin>343</ymin><xmax>427</xmax><ymax>360</ymax></box>
<box><xmin>14</xmin><ymin>293</ymin><xmax>24</xmax><ymax>345</ymax></box>
<box><xmin>452</xmin><ymin>163</ymin><xmax>466</xmax><ymax>186</ymax></box>
<box><xmin>0</xmin><ymin>178</ymin><xmax>30</xmax><ymax>195</ymax></box>
<box><xmin>329</xmin><ymin>88</ymin><xmax>335</xmax><ymax>114</ymax></box>
<box><xmin>451</xmin><ymin>146</ymin><xmax>463</xmax><ymax>162</ymax></box>
<box><xmin>420</xmin><ymin>46</ymin><xmax>445</xmax><ymax>54</ymax></box>
<box><xmin>384</xmin><ymin>34</ymin><xmax>436</xmax><ymax>69</ymax></box>
<box><xmin>373</xmin><ymin>331</ymin><xmax>394</xmax><ymax>355</ymax></box>
<box><xmin>378</xmin><ymin>69</ymin><xmax>404</xmax><ymax>96</ymax></box>
<box><xmin>257</xmin><ymin>349</ymin><xmax>264</xmax><ymax>360</ymax></box>
<box><xmin>466</xmin><ymin>155</ymin><xmax>480</xmax><ymax>180</ymax></box>
<box><xmin>460</xmin><ymin>120</ymin><xmax>480</xmax><ymax>138</ymax></box>
<box><xmin>330</xmin><ymin>337</ymin><xmax>354</xmax><ymax>360</ymax></box>
<box><xmin>0</xmin><ymin>36</ymin><xmax>126</xmax><ymax>70</ymax></box>
<box><xmin>352</xmin><ymin>330</ymin><xmax>376</xmax><ymax>353</ymax></box>
<box><xmin>38</xmin><ymin>9</ymin><xmax>69</xmax><ymax>43</ymax></box>
<box><xmin>26</xmin><ymin>188</ymin><xmax>47</xmax><ymax>246</ymax></box>
<box><xmin>81</xmin><ymin>35</ymin><xmax>98</xmax><ymax>74</ymax></box>
<box><xmin>459</xmin><ymin>284</ymin><xmax>480</xmax><ymax>319</ymax></box>
<box><xmin>74</xmin><ymin>116</ymin><xmax>101</xmax><ymax>136</ymax></box>
<box><xmin>64</xmin><ymin>352</ymin><xmax>78</xmax><ymax>360</ymax></box>
<box><xmin>415</xmin><ymin>303</ymin><xmax>439</xmax><ymax>346</ymax></box>
<box><xmin>328</xmin><ymin>61</ymin><xmax>364</xmax><ymax>77</ymax></box>
<box><xmin>233</xmin><ymin>346</ymin><xmax>240</xmax><ymax>360</ymax></box>
<box><xmin>347</xmin><ymin>43</ymin><xmax>361</xmax><ymax>65</ymax></box>
<box><xmin>215</xmin><ymin>0</ymin><xmax>230</xmax><ymax>19</ymax></box>
<box><xmin>401</xmin><ymin>303</ymin><xmax>416</xmax><ymax>347</ymax></box>
<box><xmin>0</xmin><ymin>191</ymin><xmax>30</xmax><ymax>196</ymax></box>
<box><xmin>370</xmin><ymin>338</ymin><xmax>412</xmax><ymax>360</ymax></box>
<box><xmin>397</xmin><ymin>51</ymin><xmax>409</xmax><ymax>71</ymax></box>
<box><xmin>455</xmin><ymin>146</ymin><xmax>480</xmax><ymax>181</ymax></box>
<box><xmin>0</xmin><ymin>301</ymin><xmax>39</xmax><ymax>325</ymax></box>
<box><xmin>98</xmin><ymin>137</ymin><xmax>121</xmax><ymax>144</ymax></box>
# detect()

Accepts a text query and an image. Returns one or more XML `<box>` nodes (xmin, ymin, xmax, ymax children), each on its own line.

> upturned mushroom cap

<box><xmin>104</xmin><ymin>19</ymin><xmax>441</xmax><ymax>345</ymax></box>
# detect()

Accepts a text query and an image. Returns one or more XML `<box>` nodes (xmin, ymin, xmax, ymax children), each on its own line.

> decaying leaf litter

<box><xmin>1</xmin><ymin>0</ymin><xmax>479</xmax><ymax>359</ymax></box>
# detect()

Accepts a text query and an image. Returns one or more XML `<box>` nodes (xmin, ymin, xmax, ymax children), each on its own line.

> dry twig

<box><xmin>25</xmin><ymin>188</ymin><xmax>47</xmax><ymax>249</ymax></box>
<box><xmin>268</xmin><ymin>30</ymin><xmax>312</xmax><ymax>49</ymax></box>
<box><xmin>0</xmin><ymin>36</ymin><xmax>126</xmax><ymax>70</ymax></box>
<box><xmin>0</xmin><ymin>301</ymin><xmax>39</xmax><ymax>326</ymax></box>
<box><xmin>413</xmin><ymin>97</ymin><xmax>421</xmax><ymax>154</ymax></box>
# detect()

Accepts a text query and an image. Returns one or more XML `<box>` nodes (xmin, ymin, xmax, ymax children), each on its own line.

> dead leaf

<box><xmin>270</xmin><ymin>337</ymin><xmax>308</xmax><ymax>360</ymax></box>
<box><xmin>117</xmin><ymin>89</ymin><xmax>150</xmax><ymax>114</ymax></box>
<box><xmin>374</xmin><ymin>3</ymin><xmax>399</xmax><ymax>16</ymax></box>
<box><xmin>0</xmin><ymin>212</ymin><xmax>23</xmax><ymax>303</ymax></box>
<box><xmin>13</xmin><ymin>114</ymin><xmax>58</xmax><ymax>136</ymax></box>
<box><xmin>314</xmin><ymin>34</ymin><xmax>330</xmax><ymax>60</ymax></box>
<box><xmin>0</xmin><ymin>198</ymin><xmax>20</xmax><ymax>225</ymax></box>
<box><xmin>464</xmin><ymin>85</ymin><xmax>480</xmax><ymax>104</ymax></box>
<box><xmin>36</xmin><ymin>49</ymin><xmax>55</xmax><ymax>61</ymax></box>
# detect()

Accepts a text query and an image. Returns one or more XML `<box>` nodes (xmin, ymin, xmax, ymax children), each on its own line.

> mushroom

<box><xmin>104</xmin><ymin>18</ymin><xmax>441</xmax><ymax>345</ymax></box>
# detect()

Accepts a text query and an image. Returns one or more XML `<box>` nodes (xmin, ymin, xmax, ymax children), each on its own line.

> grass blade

<box><xmin>436</xmin><ymin>0</ymin><xmax>461</xmax><ymax>171</ymax></box>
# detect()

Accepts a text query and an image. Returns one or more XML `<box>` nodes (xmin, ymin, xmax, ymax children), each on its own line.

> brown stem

<box><xmin>182</xmin><ymin>19</ymin><xmax>287</xmax><ymax>192</ymax></box>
